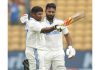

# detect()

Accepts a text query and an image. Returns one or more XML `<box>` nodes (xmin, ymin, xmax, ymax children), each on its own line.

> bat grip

<box><xmin>64</xmin><ymin>17</ymin><xmax>72</xmax><ymax>26</ymax></box>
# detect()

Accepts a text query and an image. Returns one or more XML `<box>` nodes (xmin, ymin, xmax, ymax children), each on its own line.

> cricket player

<box><xmin>20</xmin><ymin>6</ymin><xmax>59</xmax><ymax>70</ymax></box>
<box><xmin>43</xmin><ymin>3</ymin><xmax>76</xmax><ymax>70</ymax></box>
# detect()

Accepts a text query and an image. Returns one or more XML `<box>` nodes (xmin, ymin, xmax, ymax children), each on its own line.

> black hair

<box><xmin>31</xmin><ymin>6</ymin><xmax>43</xmax><ymax>13</ymax></box>
<box><xmin>46</xmin><ymin>3</ymin><xmax>56</xmax><ymax>10</ymax></box>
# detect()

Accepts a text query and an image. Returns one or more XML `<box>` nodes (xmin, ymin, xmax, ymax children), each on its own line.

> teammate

<box><xmin>20</xmin><ymin>6</ymin><xmax>59</xmax><ymax>70</ymax></box>
<box><xmin>43</xmin><ymin>3</ymin><xmax>76</xmax><ymax>70</ymax></box>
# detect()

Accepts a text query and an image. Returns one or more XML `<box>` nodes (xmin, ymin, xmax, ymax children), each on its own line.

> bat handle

<box><xmin>60</xmin><ymin>17</ymin><xmax>72</xmax><ymax>26</ymax></box>
<box><xmin>64</xmin><ymin>17</ymin><xmax>72</xmax><ymax>26</ymax></box>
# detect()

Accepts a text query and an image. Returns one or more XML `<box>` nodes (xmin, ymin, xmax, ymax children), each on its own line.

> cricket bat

<box><xmin>61</xmin><ymin>11</ymin><xmax>85</xmax><ymax>26</ymax></box>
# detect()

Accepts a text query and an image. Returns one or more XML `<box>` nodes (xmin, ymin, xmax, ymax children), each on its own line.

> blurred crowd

<box><xmin>8</xmin><ymin>0</ymin><xmax>25</xmax><ymax>25</ymax></box>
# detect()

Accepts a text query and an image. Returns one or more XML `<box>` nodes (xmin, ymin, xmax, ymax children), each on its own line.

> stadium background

<box><xmin>8</xmin><ymin>0</ymin><xmax>92</xmax><ymax>70</ymax></box>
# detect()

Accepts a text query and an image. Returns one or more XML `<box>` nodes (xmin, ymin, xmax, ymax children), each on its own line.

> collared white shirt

<box><xmin>25</xmin><ymin>17</ymin><xmax>47</xmax><ymax>50</ymax></box>
<box><xmin>43</xmin><ymin>17</ymin><xmax>69</xmax><ymax>51</ymax></box>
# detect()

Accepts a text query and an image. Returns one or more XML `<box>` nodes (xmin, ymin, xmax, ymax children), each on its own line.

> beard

<box><xmin>46</xmin><ymin>15</ymin><xmax>54</xmax><ymax>20</ymax></box>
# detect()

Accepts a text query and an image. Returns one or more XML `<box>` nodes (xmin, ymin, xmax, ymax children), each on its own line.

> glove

<box><xmin>20</xmin><ymin>14</ymin><xmax>28</xmax><ymax>23</ymax></box>
<box><xmin>55</xmin><ymin>25</ymin><xmax>66</xmax><ymax>32</ymax></box>
<box><xmin>66</xmin><ymin>46</ymin><xmax>76</xmax><ymax>58</ymax></box>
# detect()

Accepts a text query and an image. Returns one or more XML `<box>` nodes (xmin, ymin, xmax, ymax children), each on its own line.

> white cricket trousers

<box><xmin>25</xmin><ymin>47</ymin><xmax>46</xmax><ymax>70</ymax></box>
<box><xmin>44</xmin><ymin>50</ymin><xmax>66</xmax><ymax>70</ymax></box>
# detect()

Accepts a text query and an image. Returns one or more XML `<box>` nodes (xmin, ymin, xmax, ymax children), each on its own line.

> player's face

<box><xmin>32</xmin><ymin>12</ymin><xmax>43</xmax><ymax>21</ymax></box>
<box><xmin>45</xmin><ymin>8</ymin><xmax>56</xmax><ymax>20</ymax></box>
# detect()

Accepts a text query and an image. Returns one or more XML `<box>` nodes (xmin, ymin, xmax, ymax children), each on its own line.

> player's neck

<box><xmin>46</xmin><ymin>17</ymin><xmax>53</xmax><ymax>23</ymax></box>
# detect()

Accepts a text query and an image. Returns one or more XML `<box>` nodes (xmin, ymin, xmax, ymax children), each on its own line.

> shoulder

<box><xmin>28</xmin><ymin>18</ymin><xmax>40</xmax><ymax>24</ymax></box>
<box><xmin>54</xmin><ymin>18</ymin><xmax>64</xmax><ymax>24</ymax></box>
<box><xmin>28</xmin><ymin>18</ymin><xmax>35</xmax><ymax>23</ymax></box>
<box><xmin>26</xmin><ymin>18</ymin><xmax>37</xmax><ymax>27</ymax></box>
<box><xmin>55</xmin><ymin>18</ymin><xmax>64</xmax><ymax>22</ymax></box>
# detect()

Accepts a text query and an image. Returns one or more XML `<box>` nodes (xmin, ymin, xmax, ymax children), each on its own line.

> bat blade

<box><xmin>61</xmin><ymin>11</ymin><xmax>85</xmax><ymax>26</ymax></box>
<box><xmin>71</xmin><ymin>11</ymin><xmax>85</xmax><ymax>23</ymax></box>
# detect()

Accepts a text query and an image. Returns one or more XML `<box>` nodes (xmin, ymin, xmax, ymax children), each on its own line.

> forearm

<box><xmin>64</xmin><ymin>33</ymin><xmax>72</xmax><ymax>46</ymax></box>
<box><xmin>65</xmin><ymin>33</ymin><xmax>76</xmax><ymax>58</ymax></box>
<box><xmin>40</xmin><ymin>26</ymin><xmax>55</xmax><ymax>33</ymax></box>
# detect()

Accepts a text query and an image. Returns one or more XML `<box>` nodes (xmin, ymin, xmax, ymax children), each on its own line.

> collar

<box><xmin>44</xmin><ymin>17</ymin><xmax>56</xmax><ymax>25</ymax></box>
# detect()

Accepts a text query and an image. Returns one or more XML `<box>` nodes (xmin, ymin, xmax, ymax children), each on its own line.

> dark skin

<box><xmin>31</xmin><ymin>11</ymin><xmax>56</xmax><ymax>33</ymax></box>
<box><xmin>45</xmin><ymin>7</ymin><xmax>72</xmax><ymax>46</ymax></box>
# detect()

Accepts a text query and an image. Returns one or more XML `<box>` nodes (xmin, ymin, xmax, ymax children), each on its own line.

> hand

<box><xmin>66</xmin><ymin>46</ymin><xmax>76</xmax><ymax>58</ymax></box>
<box><xmin>55</xmin><ymin>25</ymin><xmax>66</xmax><ymax>32</ymax></box>
<box><xmin>20</xmin><ymin>14</ymin><xmax>28</xmax><ymax>23</ymax></box>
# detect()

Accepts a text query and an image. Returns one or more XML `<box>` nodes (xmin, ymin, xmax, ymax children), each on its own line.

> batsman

<box><xmin>43</xmin><ymin>3</ymin><xmax>76</xmax><ymax>70</ymax></box>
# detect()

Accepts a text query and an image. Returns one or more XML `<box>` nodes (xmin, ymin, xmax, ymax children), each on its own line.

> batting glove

<box><xmin>56</xmin><ymin>26</ymin><xmax>66</xmax><ymax>32</ymax></box>
<box><xmin>20</xmin><ymin>14</ymin><xmax>28</xmax><ymax>23</ymax></box>
<box><xmin>66</xmin><ymin>46</ymin><xmax>76</xmax><ymax>58</ymax></box>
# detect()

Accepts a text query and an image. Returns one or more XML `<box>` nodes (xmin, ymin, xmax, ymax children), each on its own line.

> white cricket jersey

<box><xmin>25</xmin><ymin>18</ymin><xmax>47</xmax><ymax>50</ymax></box>
<box><xmin>43</xmin><ymin>17</ymin><xmax>69</xmax><ymax>51</ymax></box>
